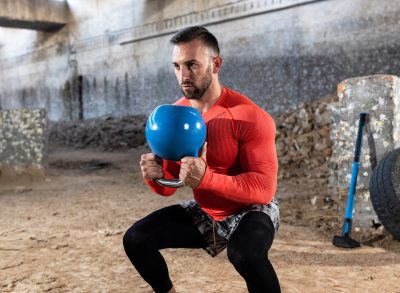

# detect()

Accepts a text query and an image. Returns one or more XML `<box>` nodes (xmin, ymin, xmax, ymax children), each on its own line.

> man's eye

<box><xmin>188</xmin><ymin>63</ymin><xmax>195</xmax><ymax>69</ymax></box>
<box><xmin>174</xmin><ymin>64</ymin><xmax>180</xmax><ymax>69</ymax></box>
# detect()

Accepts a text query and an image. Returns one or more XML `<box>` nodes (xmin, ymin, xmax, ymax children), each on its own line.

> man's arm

<box><xmin>195</xmin><ymin>111</ymin><xmax>278</xmax><ymax>205</ymax></box>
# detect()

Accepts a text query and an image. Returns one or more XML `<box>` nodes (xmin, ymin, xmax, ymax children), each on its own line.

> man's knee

<box><xmin>123</xmin><ymin>224</ymin><xmax>147</xmax><ymax>253</ymax></box>
<box><xmin>227</xmin><ymin>244</ymin><xmax>267</xmax><ymax>271</ymax></box>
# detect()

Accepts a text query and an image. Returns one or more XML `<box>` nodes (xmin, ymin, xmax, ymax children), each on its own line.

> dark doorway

<box><xmin>78</xmin><ymin>75</ymin><xmax>84</xmax><ymax>120</ymax></box>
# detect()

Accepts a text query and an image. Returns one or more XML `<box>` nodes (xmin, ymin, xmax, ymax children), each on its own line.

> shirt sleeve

<box><xmin>145</xmin><ymin>160</ymin><xmax>181</xmax><ymax>196</ymax></box>
<box><xmin>195</xmin><ymin>111</ymin><xmax>278</xmax><ymax>205</ymax></box>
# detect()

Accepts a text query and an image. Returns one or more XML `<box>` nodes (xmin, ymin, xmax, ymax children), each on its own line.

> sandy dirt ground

<box><xmin>0</xmin><ymin>146</ymin><xmax>400</xmax><ymax>293</ymax></box>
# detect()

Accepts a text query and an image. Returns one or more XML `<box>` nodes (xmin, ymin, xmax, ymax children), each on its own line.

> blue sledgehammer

<box><xmin>332</xmin><ymin>112</ymin><xmax>368</xmax><ymax>248</ymax></box>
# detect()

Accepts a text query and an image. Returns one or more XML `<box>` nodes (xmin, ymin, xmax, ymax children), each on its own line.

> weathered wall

<box><xmin>1</xmin><ymin>0</ymin><xmax>400</xmax><ymax>121</ymax></box>
<box><xmin>0</xmin><ymin>108</ymin><xmax>48</xmax><ymax>176</ymax></box>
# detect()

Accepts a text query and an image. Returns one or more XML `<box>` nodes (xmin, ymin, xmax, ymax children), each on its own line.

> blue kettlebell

<box><xmin>145</xmin><ymin>104</ymin><xmax>206</xmax><ymax>188</ymax></box>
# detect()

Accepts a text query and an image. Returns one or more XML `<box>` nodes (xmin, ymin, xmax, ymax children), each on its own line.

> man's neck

<box><xmin>190</xmin><ymin>80</ymin><xmax>223</xmax><ymax>113</ymax></box>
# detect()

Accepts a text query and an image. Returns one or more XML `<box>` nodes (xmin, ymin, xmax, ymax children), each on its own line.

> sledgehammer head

<box><xmin>332</xmin><ymin>219</ymin><xmax>361</xmax><ymax>248</ymax></box>
<box><xmin>332</xmin><ymin>235</ymin><xmax>361</xmax><ymax>248</ymax></box>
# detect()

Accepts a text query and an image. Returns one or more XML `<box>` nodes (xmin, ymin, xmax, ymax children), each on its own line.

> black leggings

<box><xmin>123</xmin><ymin>205</ymin><xmax>280</xmax><ymax>293</ymax></box>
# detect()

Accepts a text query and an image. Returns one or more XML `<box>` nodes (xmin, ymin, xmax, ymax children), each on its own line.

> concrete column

<box><xmin>0</xmin><ymin>108</ymin><xmax>47</xmax><ymax>180</ymax></box>
<box><xmin>0</xmin><ymin>0</ymin><xmax>68</xmax><ymax>31</ymax></box>
<box><xmin>333</xmin><ymin>75</ymin><xmax>400</xmax><ymax>228</ymax></box>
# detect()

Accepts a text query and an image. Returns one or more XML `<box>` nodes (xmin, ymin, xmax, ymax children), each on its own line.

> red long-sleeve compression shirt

<box><xmin>146</xmin><ymin>87</ymin><xmax>278</xmax><ymax>221</ymax></box>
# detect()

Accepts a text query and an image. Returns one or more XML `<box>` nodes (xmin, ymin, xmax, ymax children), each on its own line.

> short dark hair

<box><xmin>170</xmin><ymin>26</ymin><xmax>220</xmax><ymax>55</ymax></box>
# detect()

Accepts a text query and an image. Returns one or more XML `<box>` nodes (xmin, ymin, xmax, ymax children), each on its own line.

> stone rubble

<box><xmin>48</xmin><ymin>96</ymin><xmax>338</xmax><ymax>179</ymax></box>
<box><xmin>48</xmin><ymin>115</ymin><xmax>147</xmax><ymax>150</ymax></box>
<box><xmin>274</xmin><ymin>94</ymin><xmax>338</xmax><ymax>179</ymax></box>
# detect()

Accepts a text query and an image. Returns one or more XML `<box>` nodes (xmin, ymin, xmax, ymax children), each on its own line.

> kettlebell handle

<box><xmin>154</xmin><ymin>178</ymin><xmax>185</xmax><ymax>188</ymax></box>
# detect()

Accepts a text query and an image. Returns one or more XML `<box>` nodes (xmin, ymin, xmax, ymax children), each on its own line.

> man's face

<box><xmin>172</xmin><ymin>39</ymin><xmax>214</xmax><ymax>100</ymax></box>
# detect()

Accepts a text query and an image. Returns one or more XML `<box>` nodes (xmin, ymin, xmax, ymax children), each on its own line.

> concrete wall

<box><xmin>0</xmin><ymin>108</ymin><xmax>47</xmax><ymax>176</ymax></box>
<box><xmin>1</xmin><ymin>0</ymin><xmax>400</xmax><ymax>121</ymax></box>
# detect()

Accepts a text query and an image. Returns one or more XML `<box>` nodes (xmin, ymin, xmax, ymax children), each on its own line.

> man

<box><xmin>123</xmin><ymin>26</ymin><xmax>281</xmax><ymax>293</ymax></box>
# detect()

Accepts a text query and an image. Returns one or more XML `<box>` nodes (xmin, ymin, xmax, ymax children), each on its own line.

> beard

<box><xmin>180</xmin><ymin>63</ymin><xmax>212</xmax><ymax>100</ymax></box>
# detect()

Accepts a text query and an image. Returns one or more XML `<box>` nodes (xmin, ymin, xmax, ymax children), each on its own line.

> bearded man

<box><xmin>123</xmin><ymin>26</ymin><xmax>281</xmax><ymax>293</ymax></box>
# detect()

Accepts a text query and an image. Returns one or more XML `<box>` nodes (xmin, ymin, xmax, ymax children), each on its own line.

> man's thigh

<box><xmin>131</xmin><ymin>204</ymin><xmax>207</xmax><ymax>249</ymax></box>
<box><xmin>228</xmin><ymin>211</ymin><xmax>275</xmax><ymax>253</ymax></box>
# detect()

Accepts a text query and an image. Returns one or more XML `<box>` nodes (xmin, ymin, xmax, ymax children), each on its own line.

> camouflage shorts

<box><xmin>180</xmin><ymin>198</ymin><xmax>280</xmax><ymax>257</ymax></box>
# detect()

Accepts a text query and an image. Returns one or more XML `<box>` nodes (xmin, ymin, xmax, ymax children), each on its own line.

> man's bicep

<box><xmin>239</xmin><ymin>120</ymin><xmax>277</xmax><ymax>173</ymax></box>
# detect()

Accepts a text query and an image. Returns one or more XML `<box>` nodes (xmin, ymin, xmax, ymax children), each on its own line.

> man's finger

<box><xmin>142</xmin><ymin>166</ymin><xmax>163</xmax><ymax>173</ymax></box>
<box><xmin>200</xmin><ymin>141</ymin><xmax>207</xmax><ymax>160</ymax></box>
<box><xmin>140</xmin><ymin>160</ymin><xmax>162</xmax><ymax>167</ymax></box>
<box><xmin>141</xmin><ymin>153</ymin><xmax>163</xmax><ymax>163</ymax></box>
<box><xmin>180</xmin><ymin>156</ymin><xmax>191</xmax><ymax>163</ymax></box>
<box><xmin>141</xmin><ymin>153</ymin><xmax>155</xmax><ymax>160</ymax></box>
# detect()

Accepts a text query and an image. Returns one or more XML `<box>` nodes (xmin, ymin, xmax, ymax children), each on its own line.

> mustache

<box><xmin>181</xmin><ymin>81</ymin><xmax>194</xmax><ymax>86</ymax></box>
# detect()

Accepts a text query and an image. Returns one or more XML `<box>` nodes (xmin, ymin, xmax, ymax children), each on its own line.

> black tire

<box><xmin>369</xmin><ymin>148</ymin><xmax>400</xmax><ymax>240</ymax></box>
<box><xmin>369</xmin><ymin>151</ymin><xmax>390</xmax><ymax>229</ymax></box>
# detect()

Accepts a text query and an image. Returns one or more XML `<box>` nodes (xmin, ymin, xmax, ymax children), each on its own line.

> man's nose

<box><xmin>179</xmin><ymin>67</ymin><xmax>190</xmax><ymax>81</ymax></box>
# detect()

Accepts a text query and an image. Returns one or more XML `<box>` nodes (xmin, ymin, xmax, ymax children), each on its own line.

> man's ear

<box><xmin>212</xmin><ymin>56</ymin><xmax>223</xmax><ymax>74</ymax></box>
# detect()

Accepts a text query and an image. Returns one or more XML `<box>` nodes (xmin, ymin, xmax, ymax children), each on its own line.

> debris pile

<box><xmin>48</xmin><ymin>115</ymin><xmax>147</xmax><ymax>150</ymax></box>
<box><xmin>48</xmin><ymin>95</ymin><xmax>339</xmax><ymax>179</ymax></box>
<box><xmin>275</xmin><ymin>95</ymin><xmax>338</xmax><ymax>178</ymax></box>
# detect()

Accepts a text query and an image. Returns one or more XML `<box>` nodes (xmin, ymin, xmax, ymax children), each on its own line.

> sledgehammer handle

<box><xmin>354</xmin><ymin>113</ymin><xmax>367</xmax><ymax>163</ymax></box>
<box><xmin>343</xmin><ymin>112</ymin><xmax>367</xmax><ymax>236</ymax></box>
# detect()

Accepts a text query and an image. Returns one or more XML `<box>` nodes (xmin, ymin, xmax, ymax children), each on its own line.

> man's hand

<box><xmin>179</xmin><ymin>142</ymin><xmax>207</xmax><ymax>189</ymax></box>
<box><xmin>140</xmin><ymin>153</ymin><xmax>164</xmax><ymax>180</ymax></box>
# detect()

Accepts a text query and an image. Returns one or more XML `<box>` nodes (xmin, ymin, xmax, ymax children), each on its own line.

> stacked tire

<box><xmin>369</xmin><ymin>148</ymin><xmax>400</xmax><ymax>240</ymax></box>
